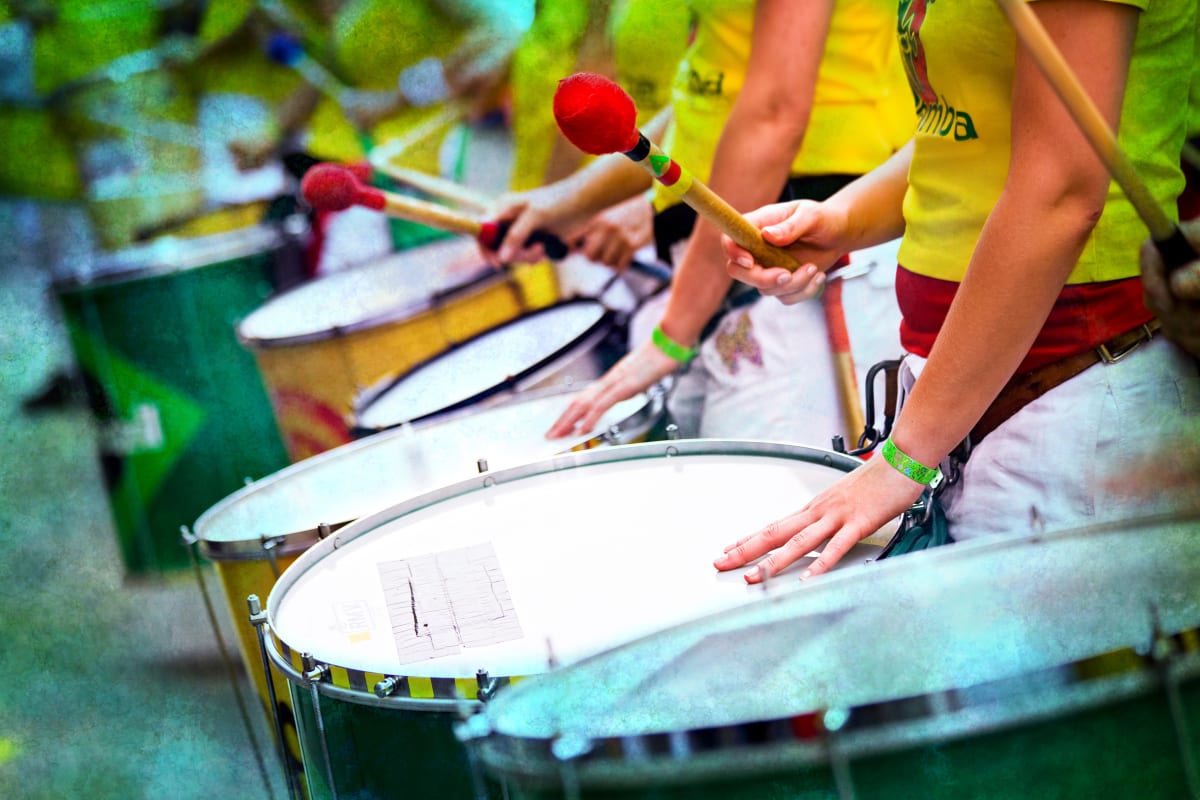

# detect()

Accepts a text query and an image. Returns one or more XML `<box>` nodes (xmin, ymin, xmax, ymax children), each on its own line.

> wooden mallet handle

<box><xmin>300</xmin><ymin>163</ymin><xmax>569</xmax><ymax>257</ymax></box>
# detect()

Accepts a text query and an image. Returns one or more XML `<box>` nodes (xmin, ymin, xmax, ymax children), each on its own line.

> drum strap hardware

<box><xmin>970</xmin><ymin>319</ymin><xmax>1161</xmax><ymax>447</ymax></box>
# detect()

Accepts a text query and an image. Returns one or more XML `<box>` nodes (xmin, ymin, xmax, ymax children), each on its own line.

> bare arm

<box><xmin>891</xmin><ymin>0</ymin><xmax>1137</xmax><ymax>469</ymax></box>
<box><xmin>660</xmin><ymin>0</ymin><xmax>835</xmax><ymax>347</ymax></box>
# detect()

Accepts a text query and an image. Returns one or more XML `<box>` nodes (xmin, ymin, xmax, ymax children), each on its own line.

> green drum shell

<box><xmin>478</xmin><ymin>666</ymin><xmax>1200</xmax><ymax>799</ymax></box>
<box><xmin>55</xmin><ymin>228</ymin><xmax>290</xmax><ymax>572</ymax></box>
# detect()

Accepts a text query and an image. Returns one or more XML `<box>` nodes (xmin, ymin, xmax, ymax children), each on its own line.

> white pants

<box><xmin>901</xmin><ymin>337</ymin><xmax>1200</xmax><ymax>541</ymax></box>
<box><xmin>631</xmin><ymin>240</ymin><xmax>905</xmax><ymax>446</ymax></box>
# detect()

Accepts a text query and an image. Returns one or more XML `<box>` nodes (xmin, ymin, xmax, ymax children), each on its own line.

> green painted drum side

<box><xmin>491</xmin><ymin>683</ymin><xmax>1196</xmax><ymax>799</ymax></box>
<box><xmin>289</xmin><ymin>687</ymin><xmax>498</xmax><ymax>800</ymax></box>
<box><xmin>56</xmin><ymin>252</ymin><xmax>289</xmax><ymax>573</ymax></box>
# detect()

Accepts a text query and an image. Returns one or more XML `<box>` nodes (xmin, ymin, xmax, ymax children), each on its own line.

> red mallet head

<box><xmin>553</xmin><ymin>72</ymin><xmax>640</xmax><ymax>156</ymax></box>
<box><xmin>300</xmin><ymin>163</ymin><xmax>386</xmax><ymax>212</ymax></box>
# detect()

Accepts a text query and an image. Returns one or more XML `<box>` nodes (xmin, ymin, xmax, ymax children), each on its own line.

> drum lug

<box><xmin>476</xmin><ymin>669</ymin><xmax>500</xmax><ymax>702</ymax></box>
<box><xmin>601</xmin><ymin>424</ymin><xmax>623</xmax><ymax>445</ymax></box>
<box><xmin>476</xmin><ymin>458</ymin><xmax>489</xmax><ymax>474</ymax></box>
<box><xmin>317</xmin><ymin>522</ymin><xmax>332</xmax><ymax>540</ymax></box>
<box><xmin>551</xmin><ymin>733</ymin><xmax>594</xmax><ymax>762</ymax></box>
<box><xmin>179</xmin><ymin>525</ymin><xmax>198</xmax><ymax>547</ymax></box>
<box><xmin>301</xmin><ymin>653</ymin><xmax>329</xmax><ymax>685</ymax></box>
<box><xmin>374</xmin><ymin>675</ymin><xmax>401</xmax><ymax>698</ymax></box>
<box><xmin>664</xmin><ymin>422</ymin><xmax>680</xmax><ymax>441</ymax></box>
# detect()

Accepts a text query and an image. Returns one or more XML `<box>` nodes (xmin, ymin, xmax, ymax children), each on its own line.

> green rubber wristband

<box><xmin>651</xmin><ymin>325</ymin><xmax>698</xmax><ymax>363</ymax></box>
<box><xmin>881</xmin><ymin>437</ymin><xmax>943</xmax><ymax>488</ymax></box>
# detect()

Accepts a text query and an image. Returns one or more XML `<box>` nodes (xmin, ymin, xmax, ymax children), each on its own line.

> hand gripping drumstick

<box><xmin>552</xmin><ymin>72</ymin><xmax>868</xmax><ymax>442</ymax></box>
<box><xmin>992</xmin><ymin>0</ymin><xmax>1198</xmax><ymax>271</ymax></box>
<box><xmin>300</xmin><ymin>162</ymin><xmax>571</xmax><ymax>257</ymax></box>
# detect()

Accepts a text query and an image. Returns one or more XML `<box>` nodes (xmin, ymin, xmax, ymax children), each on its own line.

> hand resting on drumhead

<box><xmin>1140</xmin><ymin>218</ymin><xmax>1200</xmax><ymax>358</ymax></box>
<box><xmin>546</xmin><ymin>340</ymin><xmax>677</xmax><ymax>438</ymax></box>
<box><xmin>713</xmin><ymin>453</ymin><xmax>923</xmax><ymax>582</ymax></box>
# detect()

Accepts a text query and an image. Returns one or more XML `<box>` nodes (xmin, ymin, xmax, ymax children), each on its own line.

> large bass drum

<box><xmin>465</xmin><ymin>513</ymin><xmax>1200</xmax><ymax>799</ymax></box>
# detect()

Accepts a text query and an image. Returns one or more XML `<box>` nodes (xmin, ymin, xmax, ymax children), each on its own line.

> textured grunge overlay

<box><xmin>378</xmin><ymin>542</ymin><xmax>521</xmax><ymax>661</ymax></box>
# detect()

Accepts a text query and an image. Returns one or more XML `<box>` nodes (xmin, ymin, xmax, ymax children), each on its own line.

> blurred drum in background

<box><xmin>351</xmin><ymin>296</ymin><xmax>632</xmax><ymax>435</ymax></box>
<box><xmin>237</xmin><ymin>238</ymin><xmax>638</xmax><ymax>461</ymax></box>
<box><xmin>190</xmin><ymin>383</ymin><xmax>665</xmax><ymax>798</ymax></box>
<box><xmin>463</xmin><ymin>514</ymin><xmax>1200</xmax><ymax>799</ymax></box>
<box><xmin>261</xmin><ymin>440</ymin><xmax>893</xmax><ymax>800</ymax></box>
<box><xmin>53</xmin><ymin>225</ymin><xmax>291</xmax><ymax>574</ymax></box>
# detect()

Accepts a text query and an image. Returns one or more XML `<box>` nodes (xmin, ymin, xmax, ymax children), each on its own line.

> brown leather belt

<box><xmin>969</xmin><ymin>319</ymin><xmax>1162</xmax><ymax>446</ymax></box>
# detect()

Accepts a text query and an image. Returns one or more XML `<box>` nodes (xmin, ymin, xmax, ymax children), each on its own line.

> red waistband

<box><xmin>895</xmin><ymin>267</ymin><xmax>1154</xmax><ymax>374</ymax></box>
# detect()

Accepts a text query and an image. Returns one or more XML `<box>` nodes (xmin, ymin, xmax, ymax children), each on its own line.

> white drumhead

<box><xmin>356</xmin><ymin>301</ymin><xmax>609</xmax><ymax>428</ymax></box>
<box><xmin>236</xmin><ymin>238</ymin><xmax>489</xmax><ymax>343</ymax></box>
<box><xmin>195</xmin><ymin>388</ymin><xmax>656</xmax><ymax>548</ymax></box>
<box><xmin>269</xmin><ymin>443</ymin><xmax>892</xmax><ymax>678</ymax></box>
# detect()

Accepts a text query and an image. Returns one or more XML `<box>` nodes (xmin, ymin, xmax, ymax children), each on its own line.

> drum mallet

<box><xmin>300</xmin><ymin>162</ymin><xmax>571</xmax><ymax>258</ymax></box>
<box><xmin>551</xmin><ymin>72</ymin><xmax>867</xmax><ymax>441</ymax></box>
<box><xmin>992</xmin><ymin>0</ymin><xmax>1197</xmax><ymax>272</ymax></box>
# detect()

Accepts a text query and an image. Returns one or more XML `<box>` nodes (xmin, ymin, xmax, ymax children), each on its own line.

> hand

<box><xmin>546</xmin><ymin>340</ymin><xmax>679</xmax><ymax>438</ymax></box>
<box><xmin>722</xmin><ymin>199</ymin><xmax>849</xmax><ymax>304</ymax></box>
<box><xmin>713</xmin><ymin>456</ymin><xmax>924</xmax><ymax>582</ymax></box>
<box><xmin>574</xmin><ymin>195</ymin><xmax>654</xmax><ymax>271</ymax></box>
<box><xmin>1140</xmin><ymin>220</ymin><xmax>1200</xmax><ymax>358</ymax></box>
<box><xmin>484</xmin><ymin>185</ymin><xmax>575</xmax><ymax>265</ymax></box>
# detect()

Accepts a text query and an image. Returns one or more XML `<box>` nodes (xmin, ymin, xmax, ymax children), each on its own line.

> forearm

<box><xmin>891</xmin><ymin>189</ymin><xmax>1102</xmax><ymax>466</ymax></box>
<box><xmin>661</xmin><ymin>101</ymin><xmax>815</xmax><ymax>344</ymax></box>
<box><xmin>825</xmin><ymin>139</ymin><xmax>913</xmax><ymax>251</ymax></box>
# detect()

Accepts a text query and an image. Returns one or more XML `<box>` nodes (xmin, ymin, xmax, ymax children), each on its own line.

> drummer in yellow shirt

<box><xmin>718</xmin><ymin>0</ymin><xmax>1198</xmax><ymax>576</ymax></box>
<box><xmin>493</xmin><ymin>0</ymin><xmax>913</xmax><ymax>445</ymax></box>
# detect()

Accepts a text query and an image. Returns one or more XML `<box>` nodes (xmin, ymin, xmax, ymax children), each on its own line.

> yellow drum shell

<box><xmin>238</xmin><ymin>239</ymin><xmax>553</xmax><ymax>461</ymax></box>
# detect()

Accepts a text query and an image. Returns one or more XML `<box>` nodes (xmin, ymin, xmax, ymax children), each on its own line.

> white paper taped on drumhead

<box><xmin>357</xmin><ymin>301</ymin><xmax>609</xmax><ymax>428</ymax></box>
<box><xmin>269</xmin><ymin>443</ymin><xmax>894</xmax><ymax>679</ymax></box>
<box><xmin>236</xmin><ymin>238</ymin><xmax>489</xmax><ymax>342</ymax></box>
<box><xmin>194</xmin><ymin>388</ymin><xmax>655</xmax><ymax>547</ymax></box>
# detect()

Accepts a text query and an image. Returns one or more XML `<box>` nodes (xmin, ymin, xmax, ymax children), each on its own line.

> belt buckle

<box><xmin>1096</xmin><ymin>323</ymin><xmax>1154</xmax><ymax>364</ymax></box>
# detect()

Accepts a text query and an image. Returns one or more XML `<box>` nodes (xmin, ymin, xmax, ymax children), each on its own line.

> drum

<box><xmin>465</xmin><ymin>513</ymin><xmax>1200</xmax><ymax>799</ymax></box>
<box><xmin>262</xmin><ymin>440</ymin><xmax>896</xmax><ymax>800</ymax></box>
<box><xmin>191</xmin><ymin>385</ymin><xmax>665</xmax><ymax>797</ymax></box>
<box><xmin>237</xmin><ymin>240</ymin><xmax>636</xmax><ymax>461</ymax></box>
<box><xmin>54</xmin><ymin>225</ymin><xmax>290</xmax><ymax>573</ymax></box>
<box><xmin>352</xmin><ymin>298</ymin><xmax>627</xmax><ymax>434</ymax></box>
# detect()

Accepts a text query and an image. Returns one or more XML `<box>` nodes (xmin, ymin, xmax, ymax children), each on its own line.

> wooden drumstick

<box><xmin>552</xmin><ymin>72</ymin><xmax>867</xmax><ymax>443</ymax></box>
<box><xmin>363</xmin><ymin>160</ymin><xmax>491</xmax><ymax>212</ymax></box>
<box><xmin>821</xmin><ymin>273</ymin><xmax>867</xmax><ymax>443</ymax></box>
<box><xmin>992</xmin><ymin>0</ymin><xmax>1197</xmax><ymax>270</ymax></box>
<box><xmin>300</xmin><ymin>163</ymin><xmax>571</xmax><ymax>257</ymax></box>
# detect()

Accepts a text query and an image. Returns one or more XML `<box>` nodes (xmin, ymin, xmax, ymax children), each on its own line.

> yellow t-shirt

<box><xmin>654</xmin><ymin>0</ymin><xmax>913</xmax><ymax>211</ymax></box>
<box><xmin>896</xmin><ymin>0</ymin><xmax>1195</xmax><ymax>285</ymax></box>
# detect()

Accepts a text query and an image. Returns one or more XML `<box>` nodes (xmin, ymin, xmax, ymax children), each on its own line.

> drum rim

<box><xmin>349</xmin><ymin>298</ymin><xmax>618</xmax><ymax>432</ymax></box>
<box><xmin>234</xmin><ymin>247</ymin><xmax>506</xmax><ymax>348</ymax></box>
<box><xmin>465</xmin><ymin>510</ymin><xmax>1200</xmax><ymax>782</ymax></box>
<box><xmin>191</xmin><ymin>382</ymin><xmax>667</xmax><ymax>560</ymax></box>
<box><xmin>264</xmin><ymin>439</ymin><xmax>865</xmax><ymax>695</ymax></box>
<box><xmin>471</xmin><ymin>646</ymin><xmax>1200</xmax><ymax>789</ymax></box>
<box><xmin>52</xmin><ymin>223</ymin><xmax>282</xmax><ymax>291</ymax></box>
